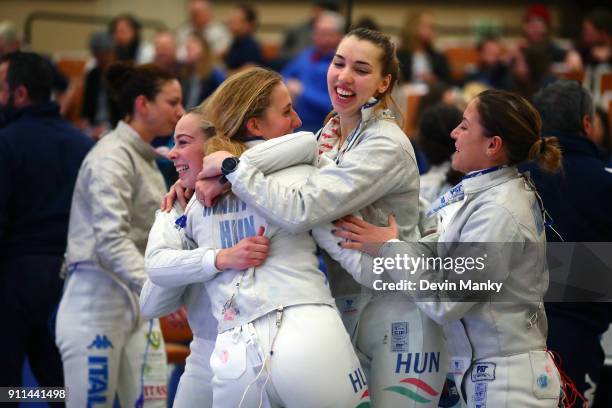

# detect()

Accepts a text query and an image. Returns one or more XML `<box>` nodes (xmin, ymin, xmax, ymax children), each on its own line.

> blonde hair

<box><xmin>199</xmin><ymin>67</ymin><xmax>283</xmax><ymax>156</ymax></box>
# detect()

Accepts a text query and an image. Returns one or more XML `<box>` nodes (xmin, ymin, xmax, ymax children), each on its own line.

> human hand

<box><xmin>199</xmin><ymin>151</ymin><xmax>234</xmax><ymax>179</ymax></box>
<box><xmin>333</xmin><ymin>214</ymin><xmax>399</xmax><ymax>256</ymax></box>
<box><xmin>194</xmin><ymin>176</ymin><xmax>230</xmax><ymax>207</ymax></box>
<box><xmin>215</xmin><ymin>227</ymin><xmax>269</xmax><ymax>270</ymax></box>
<box><xmin>161</xmin><ymin>180</ymin><xmax>193</xmax><ymax>212</ymax></box>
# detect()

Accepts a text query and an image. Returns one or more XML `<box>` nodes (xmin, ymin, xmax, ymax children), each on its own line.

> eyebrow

<box><xmin>334</xmin><ymin>54</ymin><xmax>374</xmax><ymax>69</ymax></box>
<box><xmin>462</xmin><ymin>117</ymin><xmax>470</xmax><ymax>124</ymax></box>
<box><xmin>175</xmin><ymin>133</ymin><xmax>194</xmax><ymax>139</ymax></box>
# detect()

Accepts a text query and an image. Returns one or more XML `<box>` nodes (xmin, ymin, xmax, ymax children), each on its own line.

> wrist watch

<box><xmin>221</xmin><ymin>156</ymin><xmax>240</xmax><ymax>177</ymax></box>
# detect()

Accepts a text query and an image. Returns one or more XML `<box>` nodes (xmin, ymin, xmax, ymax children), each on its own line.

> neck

<box><xmin>338</xmin><ymin>113</ymin><xmax>360</xmax><ymax>145</ymax></box>
<box><xmin>127</xmin><ymin>117</ymin><xmax>156</xmax><ymax>144</ymax></box>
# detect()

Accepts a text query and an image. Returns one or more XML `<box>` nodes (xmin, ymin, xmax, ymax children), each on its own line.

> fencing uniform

<box><xmin>145</xmin><ymin>141</ymin><xmax>365</xmax><ymax>407</ymax></box>
<box><xmin>223</xmin><ymin>101</ymin><xmax>448</xmax><ymax>407</ymax></box>
<box><xmin>56</xmin><ymin>121</ymin><xmax>168</xmax><ymax>408</ymax></box>
<box><xmin>376</xmin><ymin>166</ymin><xmax>562</xmax><ymax>407</ymax></box>
<box><xmin>140</xmin><ymin>206</ymin><xmax>218</xmax><ymax>408</ymax></box>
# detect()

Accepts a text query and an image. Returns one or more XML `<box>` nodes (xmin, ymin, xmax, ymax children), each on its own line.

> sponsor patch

<box><xmin>450</xmin><ymin>358</ymin><xmax>465</xmax><ymax>374</ymax></box>
<box><xmin>146</xmin><ymin>331</ymin><xmax>162</xmax><ymax>349</ymax></box>
<box><xmin>87</xmin><ymin>334</ymin><xmax>114</xmax><ymax>350</ymax></box>
<box><xmin>438</xmin><ymin>373</ymin><xmax>461</xmax><ymax>407</ymax></box>
<box><xmin>473</xmin><ymin>382</ymin><xmax>487</xmax><ymax>401</ymax></box>
<box><xmin>537</xmin><ymin>374</ymin><xmax>549</xmax><ymax>389</ymax></box>
<box><xmin>471</xmin><ymin>362</ymin><xmax>496</xmax><ymax>382</ymax></box>
<box><xmin>391</xmin><ymin>322</ymin><xmax>408</xmax><ymax>352</ymax></box>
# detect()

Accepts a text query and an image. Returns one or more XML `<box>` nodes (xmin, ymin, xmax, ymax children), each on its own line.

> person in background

<box><xmin>80</xmin><ymin>31</ymin><xmax>116</xmax><ymax>139</ymax></box>
<box><xmin>578</xmin><ymin>8</ymin><xmax>611</xmax><ymax>70</ymax></box>
<box><xmin>0</xmin><ymin>51</ymin><xmax>94</xmax><ymax>401</ymax></box>
<box><xmin>592</xmin><ymin>106</ymin><xmax>611</xmax><ymax>162</ymax></box>
<box><xmin>465</xmin><ymin>35</ymin><xmax>510</xmax><ymax>90</ymax></box>
<box><xmin>223</xmin><ymin>4</ymin><xmax>263</xmax><ymax>74</ymax></box>
<box><xmin>109</xmin><ymin>13</ymin><xmax>153</xmax><ymax>64</ymax></box>
<box><xmin>523</xmin><ymin>80</ymin><xmax>612</xmax><ymax>406</ymax></box>
<box><xmin>0</xmin><ymin>21</ymin><xmax>69</xmax><ymax>109</ymax></box>
<box><xmin>417</xmin><ymin>103</ymin><xmax>463</xmax><ymax>204</ymax></box>
<box><xmin>519</xmin><ymin>4</ymin><xmax>583</xmax><ymax>73</ymax></box>
<box><xmin>55</xmin><ymin>62</ymin><xmax>184</xmax><ymax>408</ymax></box>
<box><xmin>180</xmin><ymin>33</ymin><xmax>225</xmax><ymax>110</ymax></box>
<box><xmin>277</xmin><ymin>0</ymin><xmax>340</xmax><ymax>68</ymax></box>
<box><xmin>152</xmin><ymin>30</ymin><xmax>182</xmax><ymax>78</ymax></box>
<box><xmin>508</xmin><ymin>43</ymin><xmax>556</xmax><ymax>101</ymax></box>
<box><xmin>396</xmin><ymin>11</ymin><xmax>451</xmax><ymax>85</ymax></box>
<box><xmin>282</xmin><ymin>11</ymin><xmax>344</xmax><ymax>132</ymax></box>
<box><xmin>176</xmin><ymin>0</ymin><xmax>231</xmax><ymax>60</ymax></box>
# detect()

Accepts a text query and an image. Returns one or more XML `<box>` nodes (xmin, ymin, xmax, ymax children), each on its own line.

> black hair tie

<box><xmin>539</xmin><ymin>137</ymin><xmax>547</xmax><ymax>154</ymax></box>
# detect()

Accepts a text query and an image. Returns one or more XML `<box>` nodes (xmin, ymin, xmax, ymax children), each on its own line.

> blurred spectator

<box><xmin>176</xmin><ymin>0</ymin><xmax>231</xmax><ymax>59</ymax></box>
<box><xmin>282</xmin><ymin>11</ymin><xmax>343</xmax><ymax>132</ymax></box>
<box><xmin>0</xmin><ymin>51</ymin><xmax>94</xmax><ymax>394</ymax></box>
<box><xmin>109</xmin><ymin>13</ymin><xmax>153</xmax><ymax>64</ymax></box>
<box><xmin>278</xmin><ymin>0</ymin><xmax>340</xmax><ymax>66</ymax></box>
<box><xmin>519</xmin><ymin>4</ymin><xmax>582</xmax><ymax>72</ymax></box>
<box><xmin>224</xmin><ymin>4</ymin><xmax>263</xmax><ymax>73</ymax></box>
<box><xmin>0</xmin><ymin>21</ymin><xmax>20</xmax><ymax>56</ymax></box>
<box><xmin>0</xmin><ymin>21</ymin><xmax>69</xmax><ymax>103</ymax></box>
<box><xmin>180</xmin><ymin>32</ymin><xmax>225</xmax><ymax>109</ymax></box>
<box><xmin>523</xmin><ymin>80</ymin><xmax>612</xmax><ymax>407</ymax></box>
<box><xmin>80</xmin><ymin>31</ymin><xmax>116</xmax><ymax>139</ymax></box>
<box><xmin>592</xmin><ymin>106</ymin><xmax>611</xmax><ymax>162</ymax></box>
<box><xmin>578</xmin><ymin>9</ymin><xmax>611</xmax><ymax>69</ymax></box>
<box><xmin>465</xmin><ymin>35</ymin><xmax>510</xmax><ymax>90</ymax></box>
<box><xmin>397</xmin><ymin>11</ymin><xmax>451</xmax><ymax>85</ymax></box>
<box><xmin>508</xmin><ymin>43</ymin><xmax>556</xmax><ymax>100</ymax></box>
<box><xmin>417</xmin><ymin>103</ymin><xmax>463</xmax><ymax>204</ymax></box>
<box><xmin>153</xmin><ymin>30</ymin><xmax>182</xmax><ymax>77</ymax></box>
<box><xmin>351</xmin><ymin>16</ymin><xmax>380</xmax><ymax>32</ymax></box>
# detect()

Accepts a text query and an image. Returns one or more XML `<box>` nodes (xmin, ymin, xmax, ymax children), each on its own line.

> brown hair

<box><xmin>199</xmin><ymin>67</ymin><xmax>283</xmax><ymax>156</ymax></box>
<box><xmin>106</xmin><ymin>61</ymin><xmax>175</xmax><ymax>120</ymax></box>
<box><xmin>475</xmin><ymin>89</ymin><xmax>561</xmax><ymax>172</ymax></box>
<box><xmin>345</xmin><ymin>27</ymin><xmax>401</xmax><ymax>119</ymax></box>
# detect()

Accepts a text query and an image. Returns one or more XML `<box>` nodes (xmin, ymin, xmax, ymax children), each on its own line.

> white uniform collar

<box><xmin>115</xmin><ymin>120</ymin><xmax>160</xmax><ymax>161</ymax></box>
<box><xmin>461</xmin><ymin>166</ymin><xmax>519</xmax><ymax>194</ymax></box>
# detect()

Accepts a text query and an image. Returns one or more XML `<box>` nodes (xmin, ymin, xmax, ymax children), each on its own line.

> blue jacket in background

<box><xmin>0</xmin><ymin>102</ymin><xmax>94</xmax><ymax>259</ymax></box>
<box><xmin>521</xmin><ymin>133</ymin><xmax>612</xmax><ymax>333</ymax></box>
<box><xmin>282</xmin><ymin>47</ymin><xmax>333</xmax><ymax>132</ymax></box>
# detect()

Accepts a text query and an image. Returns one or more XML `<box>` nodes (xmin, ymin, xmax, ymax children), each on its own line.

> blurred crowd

<box><xmin>0</xmin><ymin>1</ymin><xmax>609</xmax><ymax>158</ymax></box>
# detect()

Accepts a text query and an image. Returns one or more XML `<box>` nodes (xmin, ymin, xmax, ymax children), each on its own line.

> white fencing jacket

<box><xmin>145</xmin><ymin>139</ymin><xmax>335</xmax><ymax>333</ymax></box>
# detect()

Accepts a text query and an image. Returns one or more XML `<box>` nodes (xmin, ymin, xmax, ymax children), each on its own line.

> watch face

<box><xmin>222</xmin><ymin>157</ymin><xmax>239</xmax><ymax>175</ymax></box>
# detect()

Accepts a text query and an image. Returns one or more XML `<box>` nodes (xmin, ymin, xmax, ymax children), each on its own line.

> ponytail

<box><xmin>528</xmin><ymin>136</ymin><xmax>562</xmax><ymax>173</ymax></box>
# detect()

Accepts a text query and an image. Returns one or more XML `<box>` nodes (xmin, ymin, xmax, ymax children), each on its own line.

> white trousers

<box><xmin>172</xmin><ymin>337</ymin><xmax>215</xmax><ymax>408</ymax></box>
<box><xmin>210</xmin><ymin>304</ymin><xmax>368</xmax><ymax>408</ymax></box>
<box><xmin>56</xmin><ymin>268</ymin><xmax>167</xmax><ymax>408</ymax></box>
<box><xmin>459</xmin><ymin>351</ymin><xmax>561</xmax><ymax>408</ymax></box>
<box><xmin>337</xmin><ymin>295</ymin><xmax>450</xmax><ymax>408</ymax></box>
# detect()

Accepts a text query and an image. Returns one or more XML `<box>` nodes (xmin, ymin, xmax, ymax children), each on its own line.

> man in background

<box><xmin>526</xmin><ymin>80</ymin><xmax>612</xmax><ymax>407</ymax></box>
<box><xmin>282</xmin><ymin>11</ymin><xmax>343</xmax><ymax>132</ymax></box>
<box><xmin>0</xmin><ymin>52</ymin><xmax>93</xmax><ymax>397</ymax></box>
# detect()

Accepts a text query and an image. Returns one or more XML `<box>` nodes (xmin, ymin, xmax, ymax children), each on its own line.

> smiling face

<box><xmin>450</xmin><ymin>99</ymin><xmax>498</xmax><ymax>173</ymax></box>
<box><xmin>327</xmin><ymin>35</ymin><xmax>391</xmax><ymax>121</ymax></box>
<box><xmin>168</xmin><ymin>112</ymin><xmax>207</xmax><ymax>189</ymax></box>
<box><xmin>249</xmin><ymin>82</ymin><xmax>302</xmax><ymax>139</ymax></box>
